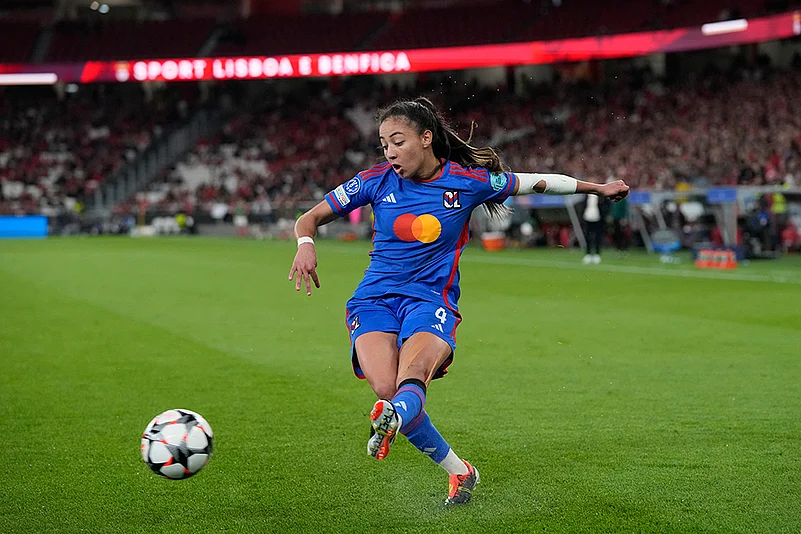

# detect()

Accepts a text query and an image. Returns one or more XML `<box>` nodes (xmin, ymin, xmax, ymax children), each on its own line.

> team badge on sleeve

<box><xmin>443</xmin><ymin>191</ymin><xmax>461</xmax><ymax>209</ymax></box>
<box><xmin>490</xmin><ymin>172</ymin><xmax>508</xmax><ymax>191</ymax></box>
<box><xmin>344</xmin><ymin>177</ymin><xmax>361</xmax><ymax>195</ymax></box>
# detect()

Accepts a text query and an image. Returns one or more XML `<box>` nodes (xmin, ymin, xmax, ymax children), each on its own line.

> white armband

<box><xmin>297</xmin><ymin>236</ymin><xmax>314</xmax><ymax>247</ymax></box>
<box><xmin>515</xmin><ymin>173</ymin><xmax>578</xmax><ymax>196</ymax></box>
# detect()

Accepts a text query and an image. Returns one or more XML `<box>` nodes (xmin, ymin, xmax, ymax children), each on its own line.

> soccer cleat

<box><xmin>445</xmin><ymin>461</ymin><xmax>480</xmax><ymax>505</ymax></box>
<box><xmin>367</xmin><ymin>399</ymin><xmax>401</xmax><ymax>460</ymax></box>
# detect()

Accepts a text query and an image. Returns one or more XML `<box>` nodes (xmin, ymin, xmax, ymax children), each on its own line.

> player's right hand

<box><xmin>600</xmin><ymin>180</ymin><xmax>630</xmax><ymax>201</ymax></box>
<box><xmin>289</xmin><ymin>243</ymin><xmax>320</xmax><ymax>296</ymax></box>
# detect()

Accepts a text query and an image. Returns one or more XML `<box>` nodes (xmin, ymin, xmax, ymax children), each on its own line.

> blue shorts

<box><xmin>344</xmin><ymin>295</ymin><xmax>461</xmax><ymax>381</ymax></box>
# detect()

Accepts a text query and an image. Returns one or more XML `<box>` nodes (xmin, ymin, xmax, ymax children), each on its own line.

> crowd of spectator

<box><xmin>2</xmin><ymin>61</ymin><xmax>799</xmax><ymax>226</ymax></box>
<box><xmin>135</xmin><ymin>87</ymin><xmax>367</xmax><ymax>220</ymax></box>
<box><xmin>499</xmin><ymin>67</ymin><xmax>801</xmax><ymax>192</ymax></box>
<box><xmin>0</xmin><ymin>83</ymin><xmax>201</xmax><ymax>216</ymax></box>
<box><xmin>132</xmin><ymin>63</ymin><xmax>800</xmax><ymax>221</ymax></box>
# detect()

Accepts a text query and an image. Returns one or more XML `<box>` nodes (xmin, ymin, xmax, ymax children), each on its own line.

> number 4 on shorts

<box><xmin>431</xmin><ymin>307</ymin><xmax>447</xmax><ymax>332</ymax></box>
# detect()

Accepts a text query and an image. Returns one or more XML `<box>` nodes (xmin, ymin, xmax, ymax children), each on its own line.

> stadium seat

<box><xmin>0</xmin><ymin>22</ymin><xmax>40</xmax><ymax>63</ymax></box>
<box><xmin>47</xmin><ymin>19</ymin><xmax>216</xmax><ymax>61</ymax></box>
<box><xmin>213</xmin><ymin>12</ymin><xmax>389</xmax><ymax>56</ymax></box>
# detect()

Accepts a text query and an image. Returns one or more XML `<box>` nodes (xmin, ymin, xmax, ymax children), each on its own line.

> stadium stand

<box><xmin>1</xmin><ymin>0</ymin><xmax>799</xmax><ymax>250</ymax></box>
<box><xmin>368</xmin><ymin>3</ymin><xmax>538</xmax><ymax>50</ymax></box>
<box><xmin>0</xmin><ymin>84</ymin><xmax>203</xmax><ymax>216</ymax></box>
<box><xmin>0</xmin><ymin>21</ymin><xmax>41</xmax><ymax>63</ymax></box>
<box><xmin>132</xmin><ymin>88</ymin><xmax>366</xmax><ymax>217</ymax></box>
<box><xmin>121</xmin><ymin>68</ymin><xmax>800</xmax><ymax>221</ymax></box>
<box><xmin>214</xmin><ymin>11</ymin><xmax>390</xmax><ymax>57</ymax></box>
<box><xmin>209</xmin><ymin>0</ymin><xmax>789</xmax><ymax>57</ymax></box>
<box><xmin>7</xmin><ymin>0</ymin><xmax>795</xmax><ymax>64</ymax></box>
<box><xmin>46</xmin><ymin>18</ymin><xmax>217</xmax><ymax>61</ymax></box>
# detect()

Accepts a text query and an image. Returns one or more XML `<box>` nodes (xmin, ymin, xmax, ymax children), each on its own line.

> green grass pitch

<box><xmin>1</xmin><ymin>237</ymin><xmax>800</xmax><ymax>533</ymax></box>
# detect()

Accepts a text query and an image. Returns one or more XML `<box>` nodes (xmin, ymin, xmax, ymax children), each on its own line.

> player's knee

<box><xmin>372</xmin><ymin>382</ymin><xmax>397</xmax><ymax>400</ymax></box>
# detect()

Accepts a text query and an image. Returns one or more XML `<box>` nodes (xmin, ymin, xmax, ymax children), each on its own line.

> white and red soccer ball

<box><xmin>141</xmin><ymin>409</ymin><xmax>213</xmax><ymax>479</ymax></box>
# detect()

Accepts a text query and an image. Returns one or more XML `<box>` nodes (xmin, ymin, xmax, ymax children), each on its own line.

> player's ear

<box><xmin>421</xmin><ymin>129</ymin><xmax>433</xmax><ymax>149</ymax></box>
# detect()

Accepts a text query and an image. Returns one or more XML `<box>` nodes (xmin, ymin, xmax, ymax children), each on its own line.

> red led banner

<box><xmin>0</xmin><ymin>11</ymin><xmax>799</xmax><ymax>84</ymax></box>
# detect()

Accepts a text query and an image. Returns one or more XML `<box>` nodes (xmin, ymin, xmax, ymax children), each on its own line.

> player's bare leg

<box><xmin>356</xmin><ymin>332</ymin><xmax>399</xmax><ymax>400</ymax></box>
<box><xmin>396</xmin><ymin>332</ymin><xmax>450</xmax><ymax>386</ymax></box>
<box><xmin>355</xmin><ymin>332</ymin><xmax>401</xmax><ymax>459</ymax></box>
<box><xmin>397</xmin><ymin>333</ymin><xmax>478</xmax><ymax>504</ymax></box>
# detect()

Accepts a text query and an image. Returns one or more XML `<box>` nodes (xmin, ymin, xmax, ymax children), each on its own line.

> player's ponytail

<box><xmin>411</xmin><ymin>97</ymin><xmax>505</xmax><ymax>172</ymax></box>
<box><xmin>377</xmin><ymin>97</ymin><xmax>509</xmax><ymax>218</ymax></box>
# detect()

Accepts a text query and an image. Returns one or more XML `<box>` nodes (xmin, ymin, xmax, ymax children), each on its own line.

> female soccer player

<box><xmin>288</xmin><ymin>97</ymin><xmax>629</xmax><ymax>505</ymax></box>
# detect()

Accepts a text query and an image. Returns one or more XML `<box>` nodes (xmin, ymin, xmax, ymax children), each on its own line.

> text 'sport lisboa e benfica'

<box><xmin>121</xmin><ymin>52</ymin><xmax>412</xmax><ymax>82</ymax></box>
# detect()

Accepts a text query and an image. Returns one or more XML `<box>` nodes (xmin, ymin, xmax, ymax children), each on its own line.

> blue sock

<box><xmin>402</xmin><ymin>412</ymin><xmax>450</xmax><ymax>463</ymax></box>
<box><xmin>391</xmin><ymin>380</ymin><xmax>426</xmax><ymax>433</ymax></box>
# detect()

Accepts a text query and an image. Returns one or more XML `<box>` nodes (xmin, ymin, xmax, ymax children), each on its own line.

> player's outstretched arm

<box><xmin>512</xmin><ymin>173</ymin><xmax>629</xmax><ymax>201</ymax></box>
<box><xmin>289</xmin><ymin>201</ymin><xmax>339</xmax><ymax>296</ymax></box>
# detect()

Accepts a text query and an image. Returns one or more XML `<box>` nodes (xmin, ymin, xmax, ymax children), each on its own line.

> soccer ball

<box><xmin>141</xmin><ymin>409</ymin><xmax>213</xmax><ymax>479</ymax></box>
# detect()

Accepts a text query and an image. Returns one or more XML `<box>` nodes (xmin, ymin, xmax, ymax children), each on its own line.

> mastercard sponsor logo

<box><xmin>393</xmin><ymin>213</ymin><xmax>442</xmax><ymax>243</ymax></box>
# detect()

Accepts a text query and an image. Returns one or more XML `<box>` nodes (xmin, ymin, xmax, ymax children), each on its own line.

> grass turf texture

<box><xmin>1</xmin><ymin>237</ymin><xmax>800</xmax><ymax>533</ymax></box>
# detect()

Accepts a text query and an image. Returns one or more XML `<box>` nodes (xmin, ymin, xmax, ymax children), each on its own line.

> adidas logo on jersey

<box><xmin>381</xmin><ymin>193</ymin><xmax>397</xmax><ymax>203</ymax></box>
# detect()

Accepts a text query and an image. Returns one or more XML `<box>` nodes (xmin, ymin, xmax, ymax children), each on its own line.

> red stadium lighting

<box><xmin>0</xmin><ymin>10</ymin><xmax>798</xmax><ymax>85</ymax></box>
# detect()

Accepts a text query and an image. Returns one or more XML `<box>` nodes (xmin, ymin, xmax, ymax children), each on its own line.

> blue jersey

<box><xmin>325</xmin><ymin>160</ymin><xmax>519</xmax><ymax>314</ymax></box>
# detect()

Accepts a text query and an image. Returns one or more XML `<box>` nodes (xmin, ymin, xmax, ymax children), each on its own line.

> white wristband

<box><xmin>297</xmin><ymin>236</ymin><xmax>314</xmax><ymax>247</ymax></box>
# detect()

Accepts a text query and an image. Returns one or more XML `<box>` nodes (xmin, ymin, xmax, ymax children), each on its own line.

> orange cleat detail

<box><xmin>367</xmin><ymin>400</ymin><xmax>401</xmax><ymax>460</ymax></box>
<box><xmin>446</xmin><ymin>461</ymin><xmax>479</xmax><ymax>505</ymax></box>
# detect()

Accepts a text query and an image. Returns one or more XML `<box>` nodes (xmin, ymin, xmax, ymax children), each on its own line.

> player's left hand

<box><xmin>599</xmin><ymin>180</ymin><xmax>630</xmax><ymax>201</ymax></box>
<box><xmin>289</xmin><ymin>243</ymin><xmax>320</xmax><ymax>296</ymax></box>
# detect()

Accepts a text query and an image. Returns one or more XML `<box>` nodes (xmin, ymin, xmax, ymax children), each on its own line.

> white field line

<box><xmin>460</xmin><ymin>254</ymin><xmax>801</xmax><ymax>285</ymax></box>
